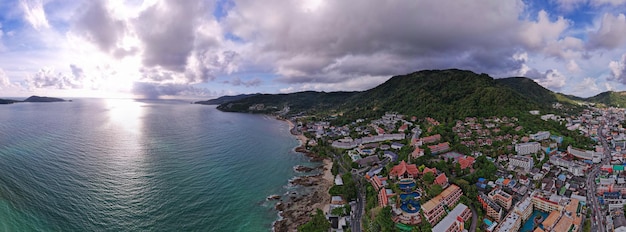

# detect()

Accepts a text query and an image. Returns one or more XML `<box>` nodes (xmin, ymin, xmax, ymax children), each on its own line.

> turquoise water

<box><xmin>520</xmin><ymin>210</ymin><xmax>549</xmax><ymax>232</ymax></box>
<box><xmin>0</xmin><ymin>99</ymin><xmax>312</xmax><ymax>231</ymax></box>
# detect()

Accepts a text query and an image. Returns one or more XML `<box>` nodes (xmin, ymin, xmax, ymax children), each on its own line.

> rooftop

<box><xmin>432</xmin><ymin>203</ymin><xmax>468</xmax><ymax>232</ymax></box>
<box><xmin>498</xmin><ymin>212</ymin><xmax>521</xmax><ymax>232</ymax></box>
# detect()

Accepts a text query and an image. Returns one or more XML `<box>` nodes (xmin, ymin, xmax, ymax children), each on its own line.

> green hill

<box><xmin>216</xmin><ymin>69</ymin><xmax>578</xmax><ymax>122</ymax></box>
<box><xmin>195</xmin><ymin>94</ymin><xmax>260</xmax><ymax>105</ymax></box>
<box><xmin>586</xmin><ymin>91</ymin><xmax>626</xmax><ymax>107</ymax></box>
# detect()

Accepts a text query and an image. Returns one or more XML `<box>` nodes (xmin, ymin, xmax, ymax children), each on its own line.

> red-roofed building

<box><xmin>370</xmin><ymin>175</ymin><xmax>386</xmax><ymax>191</ymax></box>
<box><xmin>421</xmin><ymin>134</ymin><xmax>441</xmax><ymax>144</ymax></box>
<box><xmin>428</xmin><ymin>142</ymin><xmax>450</xmax><ymax>155</ymax></box>
<box><xmin>435</xmin><ymin>173</ymin><xmax>449</xmax><ymax>187</ymax></box>
<box><xmin>459</xmin><ymin>156</ymin><xmax>475</xmax><ymax>170</ymax></box>
<box><xmin>423</xmin><ymin>167</ymin><xmax>437</xmax><ymax>175</ymax></box>
<box><xmin>412</xmin><ymin>147</ymin><xmax>424</xmax><ymax>159</ymax></box>
<box><xmin>399</xmin><ymin>124</ymin><xmax>409</xmax><ymax>133</ymax></box>
<box><xmin>390</xmin><ymin>161</ymin><xmax>420</xmax><ymax>179</ymax></box>
<box><xmin>379</xmin><ymin>188</ymin><xmax>389</xmax><ymax>207</ymax></box>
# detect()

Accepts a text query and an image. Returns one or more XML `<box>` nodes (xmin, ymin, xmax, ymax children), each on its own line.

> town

<box><xmin>291</xmin><ymin>106</ymin><xmax>626</xmax><ymax>232</ymax></box>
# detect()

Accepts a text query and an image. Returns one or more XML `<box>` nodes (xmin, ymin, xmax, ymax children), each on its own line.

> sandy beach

<box><xmin>273</xmin><ymin>118</ymin><xmax>333</xmax><ymax>231</ymax></box>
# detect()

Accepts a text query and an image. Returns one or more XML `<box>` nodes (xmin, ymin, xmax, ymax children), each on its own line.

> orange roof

<box><xmin>565</xmin><ymin>199</ymin><xmax>579</xmax><ymax>214</ymax></box>
<box><xmin>542</xmin><ymin>211</ymin><xmax>561</xmax><ymax>229</ymax></box>
<box><xmin>554</xmin><ymin>215</ymin><xmax>573</xmax><ymax>232</ymax></box>
<box><xmin>423</xmin><ymin>167</ymin><xmax>437</xmax><ymax>175</ymax></box>
<box><xmin>422</xmin><ymin>195</ymin><xmax>443</xmax><ymax>213</ymax></box>
<box><xmin>435</xmin><ymin>173</ymin><xmax>448</xmax><ymax>186</ymax></box>
<box><xmin>503</xmin><ymin>179</ymin><xmax>511</xmax><ymax>185</ymax></box>
<box><xmin>379</xmin><ymin>188</ymin><xmax>389</xmax><ymax>206</ymax></box>
<box><xmin>390</xmin><ymin>161</ymin><xmax>419</xmax><ymax>178</ymax></box>
<box><xmin>459</xmin><ymin>156</ymin><xmax>475</xmax><ymax>169</ymax></box>
<box><xmin>533</xmin><ymin>228</ymin><xmax>545</xmax><ymax>232</ymax></box>
<box><xmin>441</xmin><ymin>184</ymin><xmax>460</xmax><ymax>199</ymax></box>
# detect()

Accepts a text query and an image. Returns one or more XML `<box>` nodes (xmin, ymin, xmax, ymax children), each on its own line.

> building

<box><xmin>549</xmin><ymin>156</ymin><xmax>585</xmax><ymax>176</ymax></box>
<box><xmin>531</xmin><ymin>131</ymin><xmax>551</xmax><ymax>141</ymax></box>
<box><xmin>458</xmin><ymin>156</ymin><xmax>475</xmax><ymax>170</ymax></box>
<box><xmin>421</xmin><ymin>134</ymin><xmax>441</xmax><ymax>144</ymax></box>
<box><xmin>479</xmin><ymin>192</ymin><xmax>504</xmax><ymax>222</ymax></box>
<box><xmin>489</xmin><ymin>189</ymin><xmax>513</xmax><ymax>210</ymax></box>
<box><xmin>515</xmin><ymin>142</ymin><xmax>541</xmax><ymax>155</ymax></box>
<box><xmin>496</xmin><ymin>212</ymin><xmax>522</xmax><ymax>232</ymax></box>
<box><xmin>432</xmin><ymin>203</ymin><xmax>472</xmax><ymax>232</ymax></box>
<box><xmin>435</xmin><ymin>173</ymin><xmax>449</xmax><ymax>188</ymax></box>
<box><xmin>422</xmin><ymin>185</ymin><xmax>463</xmax><ymax>225</ymax></box>
<box><xmin>389</xmin><ymin>161</ymin><xmax>419</xmax><ymax>179</ymax></box>
<box><xmin>515</xmin><ymin>197</ymin><xmax>534</xmax><ymax>221</ymax></box>
<box><xmin>532</xmin><ymin>195</ymin><xmax>562</xmax><ymax>212</ymax></box>
<box><xmin>542</xmin><ymin>211</ymin><xmax>561</xmax><ymax>231</ymax></box>
<box><xmin>509</xmin><ymin>156</ymin><xmax>534</xmax><ymax>172</ymax></box>
<box><xmin>429</xmin><ymin>142</ymin><xmax>450</xmax><ymax>155</ymax></box>
<box><xmin>568</xmin><ymin>146</ymin><xmax>602</xmax><ymax>163</ymax></box>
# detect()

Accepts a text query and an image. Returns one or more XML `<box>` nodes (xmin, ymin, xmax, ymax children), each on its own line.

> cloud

<box><xmin>573</xmin><ymin>77</ymin><xmax>600</xmax><ymax>93</ymax></box>
<box><xmin>567</xmin><ymin>60</ymin><xmax>582</xmax><ymax>73</ymax></box>
<box><xmin>223</xmin><ymin>76</ymin><xmax>262</xmax><ymax>87</ymax></box>
<box><xmin>0</xmin><ymin>68</ymin><xmax>18</xmax><ymax>90</ymax></box>
<box><xmin>553</xmin><ymin>0</ymin><xmax>588</xmax><ymax>12</ymax></box>
<box><xmin>523</xmin><ymin>68</ymin><xmax>568</xmax><ymax>90</ymax></box>
<box><xmin>519</xmin><ymin>10</ymin><xmax>570</xmax><ymax>51</ymax></box>
<box><xmin>26</xmin><ymin>65</ymin><xmax>86</xmax><ymax>89</ymax></box>
<box><xmin>131</xmin><ymin>82</ymin><xmax>212</xmax><ymax>99</ymax></box>
<box><xmin>224</xmin><ymin>0</ymin><xmax>527</xmax><ymax>87</ymax></box>
<box><xmin>609</xmin><ymin>53</ymin><xmax>626</xmax><ymax>83</ymax></box>
<box><xmin>592</xmin><ymin>0</ymin><xmax>626</xmax><ymax>6</ymax></box>
<box><xmin>73</xmin><ymin>1</ymin><xmax>127</xmax><ymax>54</ymax></box>
<box><xmin>134</xmin><ymin>0</ymin><xmax>206</xmax><ymax>72</ymax></box>
<box><xmin>20</xmin><ymin>0</ymin><xmax>49</xmax><ymax>30</ymax></box>
<box><xmin>588</xmin><ymin>13</ymin><xmax>626</xmax><ymax>50</ymax></box>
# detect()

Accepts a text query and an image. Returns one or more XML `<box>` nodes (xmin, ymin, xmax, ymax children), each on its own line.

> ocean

<box><xmin>0</xmin><ymin>98</ymin><xmax>313</xmax><ymax>231</ymax></box>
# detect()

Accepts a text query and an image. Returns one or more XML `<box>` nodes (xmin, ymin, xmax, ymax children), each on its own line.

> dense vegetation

<box><xmin>194</xmin><ymin>94</ymin><xmax>259</xmax><ymax>105</ymax></box>
<box><xmin>298</xmin><ymin>209</ymin><xmax>331</xmax><ymax>232</ymax></box>
<box><xmin>587</xmin><ymin>91</ymin><xmax>626</xmax><ymax>107</ymax></box>
<box><xmin>217</xmin><ymin>91</ymin><xmax>357</xmax><ymax>114</ymax></box>
<box><xmin>215</xmin><ymin>69</ymin><xmax>585</xmax><ymax>123</ymax></box>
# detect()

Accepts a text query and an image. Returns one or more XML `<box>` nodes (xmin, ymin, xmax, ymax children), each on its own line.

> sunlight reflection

<box><xmin>105</xmin><ymin>98</ymin><xmax>145</xmax><ymax>134</ymax></box>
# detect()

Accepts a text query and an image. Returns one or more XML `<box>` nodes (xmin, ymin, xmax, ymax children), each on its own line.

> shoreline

<box><xmin>273</xmin><ymin>118</ymin><xmax>333</xmax><ymax>232</ymax></box>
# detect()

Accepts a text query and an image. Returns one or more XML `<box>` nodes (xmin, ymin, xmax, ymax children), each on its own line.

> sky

<box><xmin>1</xmin><ymin>0</ymin><xmax>626</xmax><ymax>99</ymax></box>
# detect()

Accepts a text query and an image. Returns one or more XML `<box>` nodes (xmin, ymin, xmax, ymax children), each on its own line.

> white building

<box><xmin>549</xmin><ymin>156</ymin><xmax>585</xmax><ymax>176</ymax></box>
<box><xmin>509</xmin><ymin>156</ymin><xmax>534</xmax><ymax>172</ymax></box>
<box><xmin>568</xmin><ymin>145</ymin><xmax>602</xmax><ymax>163</ymax></box>
<box><xmin>515</xmin><ymin>142</ymin><xmax>541</xmax><ymax>155</ymax></box>
<box><xmin>530</xmin><ymin>131</ymin><xmax>551</xmax><ymax>141</ymax></box>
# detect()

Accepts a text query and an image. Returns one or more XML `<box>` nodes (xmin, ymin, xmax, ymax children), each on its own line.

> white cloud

<box><xmin>573</xmin><ymin>77</ymin><xmax>600</xmax><ymax>93</ymax></box>
<box><xmin>519</xmin><ymin>10</ymin><xmax>570</xmax><ymax>51</ymax></box>
<box><xmin>609</xmin><ymin>53</ymin><xmax>626</xmax><ymax>82</ymax></box>
<box><xmin>592</xmin><ymin>0</ymin><xmax>626</xmax><ymax>6</ymax></box>
<box><xmin>567</xmin><ymin>60</ymin><xmax>582</xmax><ymax>73</ymax></box>
<box><xmin>20</xmin><ymin>0</ymin><xmax>50</xmax><ymax>30</ymax></box>
<box><xmin>522</xmin><ymin>67</ymin><xmax>568</xmax><ymax>90</ymax></box>
<box><xmin>588</xmin><ymin>13</ymin><xmax>626</xmax><ymax>50</ymax></box>
<box><xmin>553</xmin><ymin>0</ymin><xmax>588</xmax><ymax>11</ymax></box>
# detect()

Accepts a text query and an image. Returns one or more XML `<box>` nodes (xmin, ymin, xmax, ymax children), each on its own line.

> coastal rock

<box><xmin>267</xmin><ymin>194</ymin><xmax>281</xmax><ymax>200</ymax></box>
<box><xmin>293</xmin><ymin>165</ymin><xmax>319</xmax><ymax>173</ymax></box>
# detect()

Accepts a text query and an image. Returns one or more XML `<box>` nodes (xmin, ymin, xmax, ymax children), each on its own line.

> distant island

<box><xmin>0</xmin><ymin>95</ymin><xmax>67</xmax><ymax>104</ymax></box>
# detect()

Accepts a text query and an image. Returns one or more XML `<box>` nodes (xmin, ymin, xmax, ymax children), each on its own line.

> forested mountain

<box><xmin>586</xmin><ymin>91</ymin><xmax>626</xmax><ymax>107</ymax></box>
<box><xmin>212</xmin><ymin>69</ymin><xmax>590</xmax><ymax>121</ymax></box>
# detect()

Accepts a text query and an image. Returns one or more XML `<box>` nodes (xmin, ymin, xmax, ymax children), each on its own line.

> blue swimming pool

<box><xmin>520</xmin><ymin>210</ymin><xmax>548</xmax><ymax>232</ymax></box>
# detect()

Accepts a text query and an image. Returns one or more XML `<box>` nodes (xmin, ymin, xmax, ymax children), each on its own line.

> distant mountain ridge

<box><xmin>204</xmin><ymin>69</ymin><xmax>621</xmax><ymax>120</ymax></box>
<box><xmin>194</xmin><ymin>94</ymin><xmax>260</xmax><ymax>105</ymax></box>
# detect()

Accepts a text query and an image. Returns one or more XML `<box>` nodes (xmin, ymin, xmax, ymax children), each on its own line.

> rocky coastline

<box><xmin>272</xmin><ymin>119</ymin><xmax>333</xmax><ymax>232</ymax></box>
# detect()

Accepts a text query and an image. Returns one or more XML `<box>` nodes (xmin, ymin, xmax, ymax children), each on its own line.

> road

<box><xmin>351</xmin><ymin>174</ymin><xmax>365</xmax><ymax>232</ymax></box>
<box><xmin>469</xmin><ymin>205</ymin><xmax>478</xmax><ymax>232</ymax></box>
<box><xmin>588</xmin><ymin>125</ymin><xmax>611</xmax><ymax>232</ymax></box>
